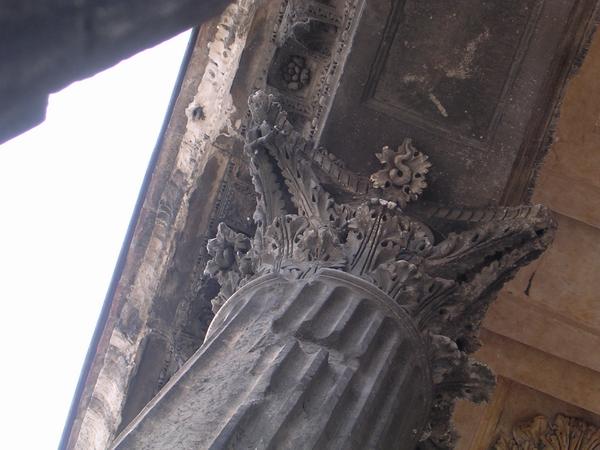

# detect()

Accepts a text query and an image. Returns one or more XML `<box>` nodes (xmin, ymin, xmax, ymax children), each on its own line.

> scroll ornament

<box><xmin>370</xmin><ymin>139</ymin><xmax>431</xmax><ymax>207</ymax></box>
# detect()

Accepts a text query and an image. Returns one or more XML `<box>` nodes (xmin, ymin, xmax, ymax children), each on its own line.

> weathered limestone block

<box><xmin>113</xmin><ymin>269</ymin><xmax>432</xmax><ymax>449</ymax></box>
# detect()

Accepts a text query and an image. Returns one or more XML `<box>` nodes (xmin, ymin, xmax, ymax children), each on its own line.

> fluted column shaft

<box><xmin>113</xmin><ymin>269</ymin><xmax>432</xmax><ymax>450</ymax></box>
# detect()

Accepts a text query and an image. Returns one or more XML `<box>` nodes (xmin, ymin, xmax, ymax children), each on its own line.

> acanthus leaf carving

<box><xmin>204</xmin><ymin>223</ymin><xmax>255</xmax><ymax>312</ymax></box>
<box><xmin>246</xmin><ymin>92</ymin><xmax>288</xmax><ymax>235</ymax></box>
<box><xmin>261</xmin><ymin>214</ymin><xmax>346</xmax><ymax>274</ymax></box>
<box><xmin>422</xmin><ymin>334</ymin><xmax>495</xmax><ymax>448</ymax></box>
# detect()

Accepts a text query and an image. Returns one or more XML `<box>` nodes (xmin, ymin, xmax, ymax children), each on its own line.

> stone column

<box><xmin>111</xmin><ymin>92</ymin><xmax>554</xmax><ymax>449</ymax></box>
<box><xmin>113</xmin><ymin>270</ymin><xmax>432</xmax><ymax>449</ymax></box>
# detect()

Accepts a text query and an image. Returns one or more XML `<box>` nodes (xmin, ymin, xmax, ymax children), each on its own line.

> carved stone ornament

<box><xmin>281</xmin><ymin>55</ymin><xmax>311</xmax><ymax>91</ymax></box>
<box><xmin>204</xmin><ymin>91</ymin><xmax>555</xmax><ymax>448</ymax></box>
<box><xmin>493</xmin><ymin>415</ymin><xmax>600</xmax><ymax>450</ymax></box>
<box><xmin>371</xmin><ymin>139</ymin><xmax>432</xmax><ymax>206</ymax></box>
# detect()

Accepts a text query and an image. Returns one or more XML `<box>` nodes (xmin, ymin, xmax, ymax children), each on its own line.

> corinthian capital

<box><xmin>204</xmin><ymin>91</ymin><xmax>555</xmax><ymax>448</ymax></box>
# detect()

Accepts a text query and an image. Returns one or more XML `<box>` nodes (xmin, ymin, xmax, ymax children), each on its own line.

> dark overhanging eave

<box><xmin>58</xmin><ymin>27</ymin><xmax>200</xmax><ymax>450</ymax></box>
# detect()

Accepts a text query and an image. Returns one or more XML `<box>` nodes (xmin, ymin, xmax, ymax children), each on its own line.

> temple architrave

<box><xmin>42</xmin><ymin>0</ymin><xmax>600</xmax><ymax>449</ymax></box>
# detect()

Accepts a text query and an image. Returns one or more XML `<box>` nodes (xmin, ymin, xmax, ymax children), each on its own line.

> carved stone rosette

<box><xmin>493</xmin><ymin>415</ymin><xmax>600</xmax><ymax>450</ymax></box>
<box><xmin>370</xmin><ymin>139</ymin><xmax>431</xmax><ymax>207</ymax></box>
<box><xmin>201</xmin><ymin>91</ymin><xmax>555</xmax><ymax>449</ymax></box>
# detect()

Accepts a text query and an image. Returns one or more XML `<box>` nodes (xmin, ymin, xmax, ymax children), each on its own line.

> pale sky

<box><xmin>0</xmin><ymin>30</ymin><xmax>191</xmax><ymax>449</ymax></box>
